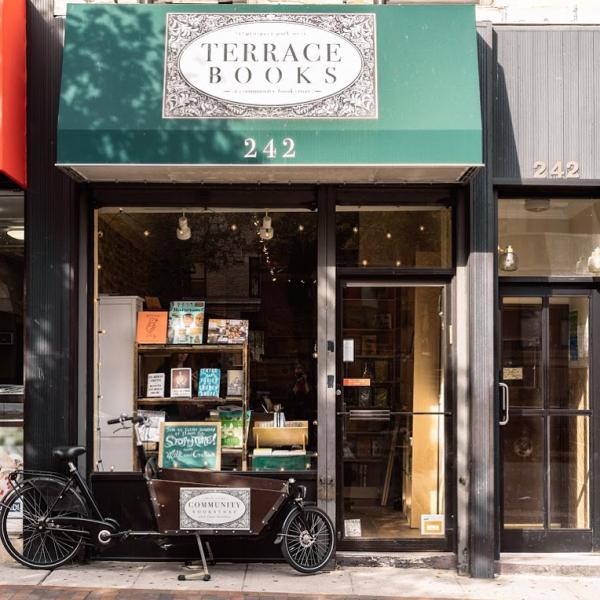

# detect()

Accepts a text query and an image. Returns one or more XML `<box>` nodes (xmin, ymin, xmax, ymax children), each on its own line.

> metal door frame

<box><xmin>335</xmin><ymin>278</ymin><xmax>455</xmax><ymax>552</ymax></box>
<box><xmin>498</xmin><ymin>284</ymin><xmax>600</xmax><ymax>552</ymax></box>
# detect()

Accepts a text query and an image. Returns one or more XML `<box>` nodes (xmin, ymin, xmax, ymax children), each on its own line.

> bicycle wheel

<box><xmin>281</xmin><ymin>506</ymin><xmax>335</xmax><ymax>574</ymax></box>
<box><xmin>0</xmin><ymin>477</ymin><xmax>88</xmax><ymax>569</ymax></box>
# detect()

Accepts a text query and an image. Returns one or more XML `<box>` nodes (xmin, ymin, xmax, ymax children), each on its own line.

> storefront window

<box><xmin>499</xmin><ymin>198</ymin><xmax>600</xmax><ymax>277</ymax></box>
<box><xmin>336</xmin><ymin>206</ymin><xmax>452</xmax><ymax>269</ymax></box>
<box><xmin>0</xmin><ymin>193</ymin><xmax>24</xmax><ymax>499</ymax></box>
<box><xmin>96</xmin><ymin>209</ymin><xmax>317</xmax><ymax>473</ymax></box>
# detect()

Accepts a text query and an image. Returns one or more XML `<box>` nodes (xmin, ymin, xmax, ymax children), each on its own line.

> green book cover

<box><xmin>220</xmin><ymin>410</ymin><xmax>251</xmax><ymax>448</ymax></box>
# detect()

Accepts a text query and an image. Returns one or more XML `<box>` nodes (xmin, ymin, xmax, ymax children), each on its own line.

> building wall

<box><xmin>478</xmin><ymin>1</ymin><xmax>600</xmax><ymax>23</ymax></box>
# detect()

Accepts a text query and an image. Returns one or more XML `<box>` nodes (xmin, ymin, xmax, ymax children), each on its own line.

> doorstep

<box><xmin>336</xmin><ymin>552</ymin><xmax>456</xmax><ymax>570</ymax></box>
<box><xmin>496</xmin><ymin>553</ymin><xmax>600</xmax><ymax>576</ymax></box>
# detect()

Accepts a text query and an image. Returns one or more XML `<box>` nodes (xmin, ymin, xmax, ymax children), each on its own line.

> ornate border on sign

<box><xmin>163</xmin><ymin>12</ymin><xmax>377</xmax><ymax>119</ymax></box>
<box><xmin>179</xmin><ymin>487</ymin><xmax>251</xmax><ymax>531</ymax></box>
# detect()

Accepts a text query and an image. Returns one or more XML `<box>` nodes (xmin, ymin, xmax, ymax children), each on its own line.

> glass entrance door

<box><xmin>500</xmin><ymin>292</ymin><xmax>593</xmax><ymax>551</ymax></box>
<box><xmin>337</xmin><ymin>283</ymin><xmax>451</xmax><ymax>550</ymax></box>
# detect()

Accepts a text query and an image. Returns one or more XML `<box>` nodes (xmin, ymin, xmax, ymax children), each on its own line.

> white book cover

<box><xmin>146</xmin><ymin>373</ymin><xmax>165</xmax><ymax>398</ymax></box>
<box><xmin>171</xmin><ymin>367</ymin><xmax>192</xmax><ymax>398</ymax></box>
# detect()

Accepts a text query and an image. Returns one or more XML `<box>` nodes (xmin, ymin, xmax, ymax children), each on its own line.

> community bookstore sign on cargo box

<box><xmin>163</xmin><ymin>12</ymin><xmax>377</xmax><ymax>119</ymax></box>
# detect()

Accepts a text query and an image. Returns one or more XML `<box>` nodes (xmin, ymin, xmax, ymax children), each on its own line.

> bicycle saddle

<box><xmin>52</xmin><ymin>446</ymin><xmax>86</xmax><ymax>460</ymax></box>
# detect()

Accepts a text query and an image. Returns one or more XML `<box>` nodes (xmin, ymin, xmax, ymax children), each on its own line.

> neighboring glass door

<box><xmin>337</xmin><ymin>282</ymin><xmax>451</xmax><ymax>550</ymax></box>
<box><xmin>500</xmin><ymin>292</ymin><xmax>593</xmax><ymax>551</ymax></box>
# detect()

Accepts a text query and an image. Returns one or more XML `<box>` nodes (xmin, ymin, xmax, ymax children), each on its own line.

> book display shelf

<box><xmin>135</xmin><ymin>343</ymin><xmax>250</xmax><ymax>471</ymax></box>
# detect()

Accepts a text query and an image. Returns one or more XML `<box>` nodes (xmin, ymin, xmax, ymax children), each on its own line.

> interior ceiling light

<box><xmin>588</xmin><ymin>247</ymin><xmax>600</xmax><ymax>273</ymax></box>
<box><xmin>499</xmin><ymin>245</ymin><xmax>519</xmax><ymax>272</ymax></box>
<box><xmin>6</xmin><ymin>227</ymin><xmax>24</xmax><ymax>241</ymax></box>
<box><xmin>525</xmin><ymin>198</ymin><xmax>550</xmax><ymax>212</ymax></box>
<box><xmin>259</xmin><ymin>212</ymin><xmax>274</xmax><ymax>241</ymax></box>
<box><xmin>176</xmin><ymin>213</ymin><xmax>191</xmax><ymax>241</ymax></box>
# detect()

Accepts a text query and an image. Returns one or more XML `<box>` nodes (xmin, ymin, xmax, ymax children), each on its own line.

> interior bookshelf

<box><xmin>135</xmin><ymin>343</ymin><xmax>249</xmax><ymax>471</ymax></box>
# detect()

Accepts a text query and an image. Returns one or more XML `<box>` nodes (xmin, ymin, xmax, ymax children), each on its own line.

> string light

<box><xmin>352</xmin><ymin>226</ymin><xmax>359</xmax><ymax>234</ymax></box>
<box><xmin>395</xmin><ymin>260</ymin><xmax>402</xmax><ymax>267</ymax></box>
<box><xmin>298</xmin><ymin>224</ymin><xmax>304</xmax><ymax>232</ymax></box>
<box><xmin>361</xmin><ymin>259</ymin><xmax>368</xmax><ymax>266</ymax></box>
<box><xmin>386</xmin><ymin>232</ymin><xmax>392</xmax><ymax>239</ymax></box>
<box><xmin>230</xmin><ymin>224</ymin><xmax>238</xmax><ymax>231</ymax></box>
<box><xmin>143</xmin><ymin>230</ymin><xmax>150</xmax><ymax>237</ymax></box>
<box><xmin>419</xmin><ymin>224</ymin><xmax>425</xmax><ymax>232</ymax></box>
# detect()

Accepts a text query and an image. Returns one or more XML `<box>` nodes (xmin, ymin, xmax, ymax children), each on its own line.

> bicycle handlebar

<box><xmin>107</xmin><ymin>414</ymin><xmax>145</xmax><ymax>425</ymax></box>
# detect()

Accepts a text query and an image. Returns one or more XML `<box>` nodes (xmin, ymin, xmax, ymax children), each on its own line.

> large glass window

<box><xmin>336</xmin><ymin>206</ymin><xmax>452</xmax><ymax>269</ymax></box>
<box><xmin>96</xmin><ymin>208</ymin><xmax>317</xmax><ymax>473</ymax></box>
<box><xmin>499</xmin><ymin>198</ymin><xmax>600</xmax><ymax>277</ymax></box>
<box><xmin>0</xmin><ymin>192</ymin><xmax>24</xmax><ymax>502</ymax></box>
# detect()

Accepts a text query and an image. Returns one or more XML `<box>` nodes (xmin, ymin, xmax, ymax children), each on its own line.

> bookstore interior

<box><xmin>96</xmin><ymin>202</ymin><xmax>449</xmax><ymax>542</ymax></box>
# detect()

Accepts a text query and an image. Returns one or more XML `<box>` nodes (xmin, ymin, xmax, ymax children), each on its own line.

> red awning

<box><xmin>0</xmin><ymin>0</ymin><xmax>26</xmax><ymax>188</ymax></box>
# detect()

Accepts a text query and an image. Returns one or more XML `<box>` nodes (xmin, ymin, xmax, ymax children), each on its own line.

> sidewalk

<box><xmin>1</xmin><ymin>559</ymin><xmax>600</xmax><ymax>600</ymax></box>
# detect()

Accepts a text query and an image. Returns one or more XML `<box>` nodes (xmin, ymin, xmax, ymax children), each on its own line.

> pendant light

<box><xmin>259</xmin><ymin>212</ymin><xmax>274</xmax><ymax>241</ymax></box>
<box><xmin>499</xmin><ymin>245</ymin><xmax>519</xmax><ymax>272</ymax></box>
<box><xmin>588</xmin><ymin>247</ymin><xmax>600</xmax><ymax>273</ymax></box>
<box><xmin>176</xmin><ymin>213</ymin><xmax>191</xmax><ymax>241</ymax></box>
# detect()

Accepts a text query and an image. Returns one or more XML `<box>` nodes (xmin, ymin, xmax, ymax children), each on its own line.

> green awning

<box><xmin>57</xmin><ymin>4</ymin><xmax>482</xmax><ymax>184</ymax></box>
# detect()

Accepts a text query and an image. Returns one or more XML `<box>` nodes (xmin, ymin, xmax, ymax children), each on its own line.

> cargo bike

<box><xmin>0</xmin><ymin>414</ymin><xmax>335</xmax><ymax>578</ymax></box>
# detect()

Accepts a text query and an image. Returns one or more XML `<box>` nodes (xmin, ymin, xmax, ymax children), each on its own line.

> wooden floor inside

<box><xmin>344</xmin><ymin>506</ymin><xmax>444</xmax><ymax>539</ymax></box>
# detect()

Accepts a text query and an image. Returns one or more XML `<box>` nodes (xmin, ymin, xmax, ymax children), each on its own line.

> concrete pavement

<box><xmin>0</xmin><ymin>559</ymin><xmax>600</xmax><ymax>599</ymax></box>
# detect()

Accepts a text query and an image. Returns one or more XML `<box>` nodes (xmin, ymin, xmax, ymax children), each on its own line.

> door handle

<box><xmin>499</xmin><ymin>382</ymin><xmax>509</xmax><ymax>426</ymax></box>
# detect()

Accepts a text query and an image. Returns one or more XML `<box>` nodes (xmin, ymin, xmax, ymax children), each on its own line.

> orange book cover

<box><xmin>136</xmin><ymin>312</ymin><xmax>168</xmax><ymax>344</ymax></box>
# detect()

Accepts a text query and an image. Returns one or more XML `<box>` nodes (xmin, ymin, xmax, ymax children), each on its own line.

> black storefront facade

<box><xmin>21</xmin><ymin>1</ymin><xmax>600</xmax><ymax>580</ymax></box>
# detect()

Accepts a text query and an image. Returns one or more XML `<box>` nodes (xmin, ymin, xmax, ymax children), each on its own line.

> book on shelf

<box><xmin>198</xmin><ymin>368</ymin><xmax>221</xmax><ymax>398</ymax></box>
<box><xmin>226</xmin><ymin>369</ymin><xmax>244</xmax><ymax>396</ymax></box>
<box><xmin>361</xmin><ymin>335</ymin><xmax>377</xmax><ymax>355</ymax></box>
<box><xmin>168</xmin><ymin>301</ymin><xmax>205</xmax><ymax>344</ymax></box>
<box><xmin>356</xmin><ymin>437</ymin><xmax>372</xmax><ymax>457</ymax></box>
<box><xmin>171</xmin><ymin>367</ymin><xmax>192</xmax><ymax>397</ymax></box>
<box><xmin>136</xmin><ymin>311</ymin><xmax>168</xmax><ymax>344</ymax></box>
<box><xmin>374</xmin><ymin>388</ymin><xmax>389</xmax><ymax>408</ymax></box>
<box><xmin>252</xmin><ymin>448</ymin><xmax>272</xmax><ymax>456</ymax></box>
<box><xmin>137</xmin><ymin>409</ymin><xmax>165</xmax><ymax>443</ymax></box>
<box><xmin>219</xmin><ymin>407</ymin><xmax>252</xmax><ymax>448</ymax></box>
<box><xmin>207</xmin><ymin>319</ymin><xmax>249</xmax><ymax>344</ymax></box>
<box><xmin>146</xmin><ymin>373</ymin><xmax>165</xmax><ymax>398</ymax></box>
<box><xmin>372</xmin><ymin>438</ymin><xmax>387</xmax><ymax>457</ymax></box>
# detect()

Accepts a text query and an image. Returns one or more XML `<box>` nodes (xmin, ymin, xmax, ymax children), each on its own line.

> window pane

<box><xmin>98</xmin><ymin>210</ymin><xmax>317</xmax><ymax>473</ymax></box>
<box><xmin>499</xmin><ymin>198</ymin><xmax>600</xmax><ymax>277</ymax></box>
<box><xmin>343</xmin><ymin>414</ymin><xmax>445</xmax><ymax>539</ymax></box>
<box><xmin>501</xmin><ymin>298</ymin><xmax>543</xmax><ymax>408</ymax></box>
<box><xmin>341</xmin><ymin>286</ymin><xmax>446</xmax><ymax>540</ymax></box>
<box><xmin>336</xmin><ymin>206</ymin><xmax>451</xmax><ymax>268</ymax></box>
<box><xmin>549</xmin><ymin>297</ymin><xmax>589</xmax><ymax>410</ymax></box>
<box><xmin>503</xmin><ymin>415</ymin><xmax>545</xmax><ymax>529</ymax></box>
<box><xmin>550</xmin><ymin>416</ymin><xmax>589</xmax><ymax>529</ymax></box>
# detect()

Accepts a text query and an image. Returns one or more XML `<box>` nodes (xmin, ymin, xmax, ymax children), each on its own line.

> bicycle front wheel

<box><xmin>0</xmin><ymin>477</ymin><xmax>88</xmax><ymax>569</ymax></box>
<box><xmin>281</xmin><ymin>505</ymin><xmax>335</xmax><ymax>574</ymax></box>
